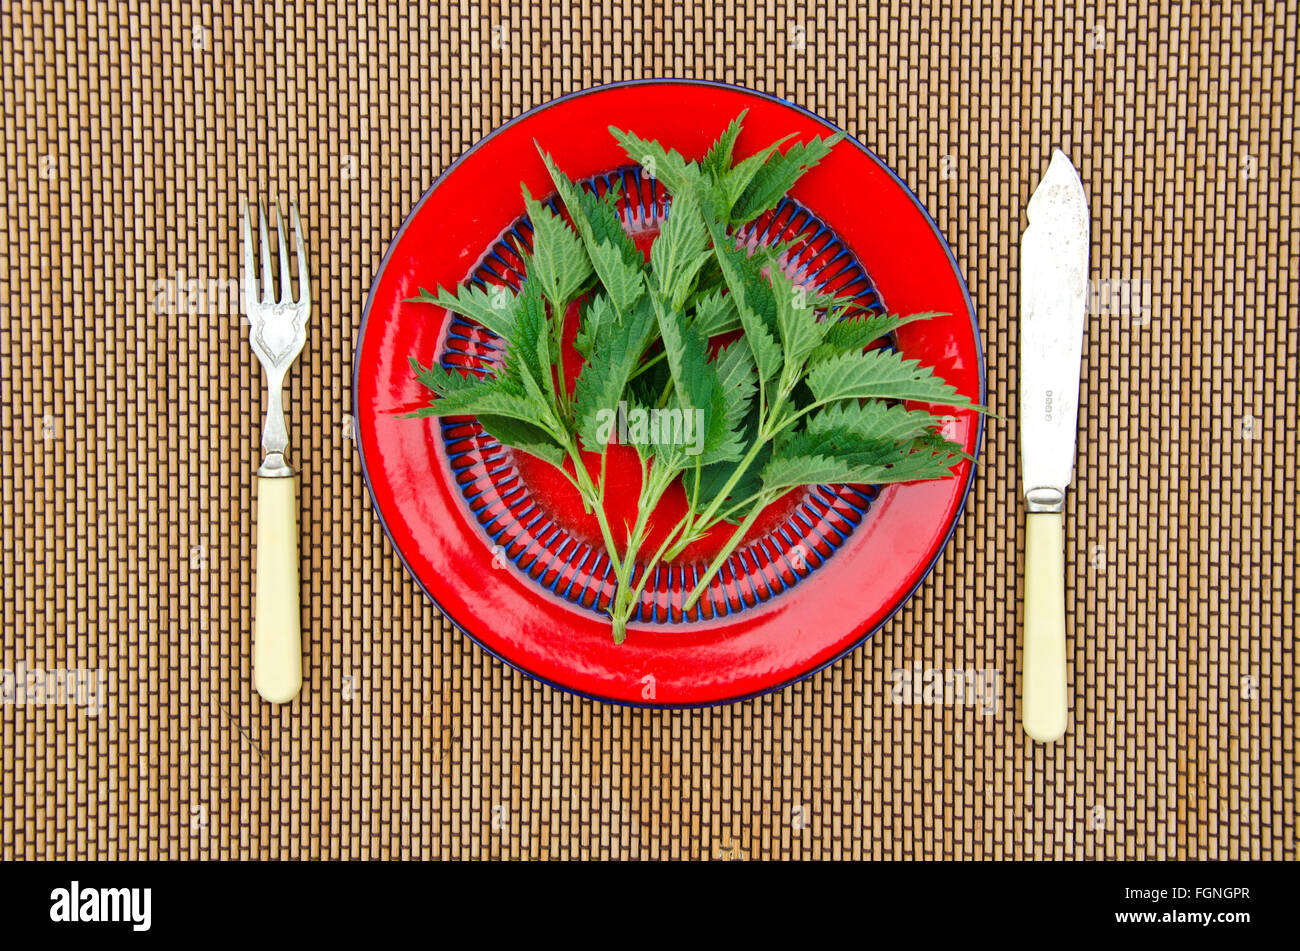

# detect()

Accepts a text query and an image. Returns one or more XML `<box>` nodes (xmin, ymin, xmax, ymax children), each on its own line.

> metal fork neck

<box><xmin>258</xmin><ymin>372</ymin><xmax>295</xmax><ymax>477</ymax></box>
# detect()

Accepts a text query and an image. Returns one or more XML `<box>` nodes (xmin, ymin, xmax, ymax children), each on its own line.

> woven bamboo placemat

<box><xmin>1</xmin><ymin>0</ymin><xmax>1294</xmax><ymax>860</ymax></box>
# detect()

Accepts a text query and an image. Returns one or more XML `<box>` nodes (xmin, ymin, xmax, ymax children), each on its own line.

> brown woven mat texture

<box><xmin>2</xmin><ymin>0</ymin><xmax>1295</xmax><ymax>860</ymax></box>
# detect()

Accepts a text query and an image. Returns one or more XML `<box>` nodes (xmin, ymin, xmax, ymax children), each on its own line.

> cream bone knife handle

<box><xmin>1022</xmin><ymin>509</ymin><xmax>1067</xmax><ymax>742</ymax></box>
<box><xmin>253</xmin><ymin>474</ymin><xmax>302</xmax><ymax>703</ymax></box>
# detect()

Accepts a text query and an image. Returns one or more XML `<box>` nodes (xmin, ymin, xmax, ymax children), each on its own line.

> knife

<box><xmin>1019</xmin><ymin>150</ymin><xmax>1089</xmax><ymax>742</ymax></box>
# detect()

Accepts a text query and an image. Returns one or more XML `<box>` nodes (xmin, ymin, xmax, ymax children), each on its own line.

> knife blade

<box><xmin>1019</xmin><ymin>149</ymin><xmax>1089</xmax><ymax>742</ymax></box>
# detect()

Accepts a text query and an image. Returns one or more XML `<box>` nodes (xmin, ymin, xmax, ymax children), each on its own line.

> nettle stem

<box><xmin>664</xmin><ymin>430</ymin><xmax>770</xmax><ymax>561</ymax></box>
<box><xmin>682</xmin><ymin>497</ymin><xmax>769</xmax><ymax>611</ymax></box>
<box><xmin>605</xmin><ymin>458</ymin><xmax>680</xmax><ymax>643</ymax></box>
<box><xmin>564</xmin><ymin>439</ymin><xmax>622</xmax><ymax>572</ymax></box>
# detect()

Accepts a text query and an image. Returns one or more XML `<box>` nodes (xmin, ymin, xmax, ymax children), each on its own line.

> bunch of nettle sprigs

<box><xmin>406</xmin><ymin>113</ymin><xmax>979</xmax><ymax>643</ymax></box>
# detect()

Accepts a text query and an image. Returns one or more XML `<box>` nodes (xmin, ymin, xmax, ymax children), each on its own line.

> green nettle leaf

<box><xmin>689</xmin><ymin>287</ymin><xmax>741</xmax><ymax>338</ymax></box>
<box><xmin>574</xmin><ymin>187</ymin><xmax>641</xmax><ymax>266</ymax></box>
<box><xmin>405</xmin><ymin>361</ymin><xmax>558</xmax><ymax>429</ymax></box>
<box><xmin>573</xmin><ymin>289</ymin><xmax>614</xmax><ymax>358</ymax></box>
<box><xmin>805</xmin><ymin>400</ymin><xmax>943</xmax><ymax>446</ymax></box>
<box><xmin>650</xmin><ymin>296</ymin><xmax>736</xmax><ymax>464</ymax></box>
<box><xmin>521</xmin><ymin>185</ymin><xmax>593</xmax><ymax>306</ymax></box>
<box><xmin>697</xmin><ymin>339</ymin><xmax>757</xmax><ymax>464</ymax></box>
<box><xmin>714</xmin><ymin>135</ymin><xmax>796</xmax><ymax>216</ymax></box>
<box><xmin>608</xmin><ymin>126</ymin><xmax>701</xmax><ymax>197</ymax></box>
<box><xmin>407</xmin><ymin>357</ymin><xmax>484</xmax><ymax>400</ymax></box>
<box><xmin>808</xmin><ymin>311</ymin><xmax>942</xmax><ymax>364</ymax></box>
<box><xmin>504</xmin><ymin>276</ymin><xmax>553</xmax><ymax>401</ymax></box>
<box><xmin>572</xmin><ymin>295</ymin><xmax>657</xmax><ymax>451</ymax></box>
<box><xmin>768</xmin><ymin>265</ymin><xmax>832</xmax><ymax>368</ymax></box>
<box><xmin>708</xmin><ymin>225</ymin><xmax>779</xmax><ymax>333</ymax></box>
<box><xmin>760</xmin><ymin>443</ymin><xmax>962</xmax><ymax>492</ymax></box>
<box><xmin>806</xmin><ymin>347</ymin><xmax>969</xmax><ymax>406</ymax></box>
<box><xmin>627</xmin><ymin>355</ymin><xmax>670</xmax><ymax>410</ymax></box>
<box><xmin>701</xmin><ymin>112</ymin><xmax>747</xmax><ymax>179</ymax></box>
<box><xmin>650</xmin><ymin>190</ymin><xmax>711</xmax><ymax>310</ymax></box>
<box><xmin>587</xmin><ymin>240</ymin><xmax>646</xmax><ymax>315</ymax></box>
<box><xmin>706</xmin><ymin>224</ymin><xmax>782</xmax><ymax>383</ymax></box>
<box><xmin>911</xmin><ymin>428</ymin><xmax>974</xmax><ymax>462</ymax></box>
<box><xmin>730</xmin><ymin>133</ymin><xmax>845</xmax><ymax>224</ymax></box>
<box><xmin>477</xmin><ymin>415</ymin><xmax>566</xmax><ymax>466</ymax></box>
<box><xmin>538</xmin><ymin>150</ymin><xmax>637</xmax><ymax>259</ymax></box>
<box><xmin>653</xmin><ymin>297</ymin><xmax>715</xmax><ymax>423</ymax></box>
<box><xmin>711</xmin><ymin>338</ymin><xmax>759</xmax><ymax>408</ymax></box>
<box><xmin>745</xmin><ymin>325</ymin><xmax>784</xmax><ymax>387</ymax></box>
<box><xmin>694</xmin><ymin>459</ymin><xmax>760</xmax><ymax>516</ymax></box>
<box><xmin>406</xmin><ymin>282</ymin><xmax>517</xmax><ymax>341</ymax></box>
<box><xmin>688</xmin><ymin>249</ymin><xmax>725</xmax><ymax>297</ymax></box>
<box><xmin>805</xmin><ymin>286</ymin><xmax>861</xmax><ymax>313</ymax></box>
<box><xmin>775</xmin><ymin>419</ymin><xmax>914</xmax><ymax>468</ymax></box>
<box><xmin>618</xmin><ymin>399</ymin><xmax>677</xmax><ymax>461</ymax></box>
<box><xmin>538</xmin><ymin>148</ymin><xmax>645</xmax><ymax>315</ymax></box>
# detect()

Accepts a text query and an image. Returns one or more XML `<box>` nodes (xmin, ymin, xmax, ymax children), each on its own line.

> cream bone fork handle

<box><xmin>240</xmin><ymin>197</ymin><xmax>310</xmax><ymax>703</ymax></box>
<box><xmin>1018</xmin><ymin>151</ymin><xmax>1089</xmax><ymax>742</ymax></box>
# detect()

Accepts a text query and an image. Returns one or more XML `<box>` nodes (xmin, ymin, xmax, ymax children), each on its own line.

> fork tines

<box><xmin>240</xmin><ymin>197</ymin><xmax>309</xmax><ymax>307</ymax></box>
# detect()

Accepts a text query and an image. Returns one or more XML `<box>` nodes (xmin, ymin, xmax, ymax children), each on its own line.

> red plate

<box><xmin>354</xmin><ymin>80</ymin><xmax>984</xmax><ymax>706</ymax></box>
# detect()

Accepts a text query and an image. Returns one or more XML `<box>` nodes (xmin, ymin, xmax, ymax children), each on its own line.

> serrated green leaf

<box><xmin>707</xmin><ymin>224</ymin><xmax>779</xmax><ymax>331</ymax></box>
<box><xmin>653</xmin><ymin>297</ymin><xmax>713</xmax><ymax>416</ymax></box>
<box><xmin>588</xmin><ymin>240</ymin><xmax>646</xmax><ymax>314</ymax></box>
<box><xmin>608</xmin><ymin>126</ymin><xmax>701</xmax><ymax>197</ymax></box>
<box><xmin>808</xmin><ymin>311</ymin><xmax>942</xmax><ymax>364</ymax></box>
<box><xmin>521</xmin><ymin>185</ymin><xmax>593</xmax><ymax>307</ymax></box>
<box><xmin>537</xmin><ymin>149</ymin><xmax>638</xmax><ymax>260</ymax></box>
<box><xmin>502</xmin><ymin>277</ymin><xmax>552</xmax><ymax>402</ymax></box>
<box><xmin>746</xmin><ymin>322</ymin><xmax>784</xmax><ymax>386</ymax></box>
<box><xmin>701</xmin><ymin>110</ymin><xmax>747</xmax><ymax>180</ymax></box>
<box><xmin>635</xmin><ymin>404</ymin><xmax>716</xmax><ymax>467</ymax></box>
<box><xmin>768</xmin><ymin>265</ymin><xmax>832</xmax><ymax>369</ymax></box>
<box><xmin>650</xmin><ymin>190</ymin><xmax>711</xmax><ymax>310</ymax></box>
<box><xmin>575</xmin><ymin>187</ymin><xmax>640</xmax><ymax>265</ymax></box>
<box><xmin>760</xmin><ymin>445</ymin><xmax>962</xmax><ymax>492</ymax></box>
<box><xmin>477</xmin><ymin>415</ymin><xmax>566</xmax><ymax>466</ymax></box>
<box><xmin>911</xmin><ymin>428</ymin><xmax>975</xmax><ymax>463</ymax></box>
<box><xmin>705</xmin><ymin>220</ymin><xmax>782</xmax><ymax>383</ymax></box>
<box><xmin>689</xmin><ymin>287</ymin><xmax>741</xmax><ymax>338</ymax></box>
<box><xmin>573</xmin><ymin>290</ymin><xmax>613</xmax><ymax>358</ymax></box>
<box><xmin>775</xmin><ymin>421</ymin><xmax>909</xmax><ymax>469</ymax></box>
<box><xmin>652</xmin><ymin>297</ymin><xmax>732</xmax><ymax>460</ymax></box>
<box><xmin>404</xmin><ymin>362</ymin><xmax>557</xmax><ymax>430</ymax></box>
<box><xmin>696</xmin><ymin>339</ymin><xmax>757</xmax><ymax>465</ymax></box>
<box><xmin>537</xmin><ymin>148</ymin><xmax>645</xmax><ymax>316</ymax></box>
<box><xmin>406</xmin><ymin>282</ymin><xmax>517</xmax><ymax>340</ymax></box>
<box><xmin>694</xmin><ymin>446</ymin><xmax>768</xmax><ymax>515</ymax></box>
<box><xmin>805</xmin><ymin>347</ymin><xmax>970</xmax><ymax>407</ymax></box>
<box><xmin>627</xmin><ymin>353</ymin><xmax>670</xmax><ymax>408</ymax></box>
<box><xmin>688</xmin><ymin>255</ymin><xmax>726</xmax><ymax>301</ymax></box>
<box><xmin>805</xmin><ymin>400</ymin><xmax>943</xmax><ymax>446</ymax></box>
<box><xmin>572</xmin><ymin>295</ymin><xmax>657</xmax><ymax>451</ymax></box>
<box><xmin>408</xmin><ymin>357</ymin><xmax>484</xmax><ymax>399</ymax></box>
<box><xmin>730</xmin><ymin>133</ymin><xmax>845</xmax><ymax>224</ymax></box>
<box><xmin>715</xmin><ymin>134</ymin><xmax>796</xmax><ymax>217</ymax></box>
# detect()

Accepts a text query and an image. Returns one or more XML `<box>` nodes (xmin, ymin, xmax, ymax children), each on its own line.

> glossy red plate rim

<box><xmin>352</xmin><ymin>79</ymin><xmax>986</xmax><ymax>708</ymax></box>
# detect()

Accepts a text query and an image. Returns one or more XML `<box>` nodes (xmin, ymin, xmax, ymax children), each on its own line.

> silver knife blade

<box><xmin>1020</xmin><ymin>150</ymin><xmax>1089</xmax><ymax>506</ymax></box>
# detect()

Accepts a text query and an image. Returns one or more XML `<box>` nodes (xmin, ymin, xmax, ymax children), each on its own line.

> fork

<box><xmin>240</xmin><ymin>197</ymin><xmax>310</xmax><ymax>703</ymax></box>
